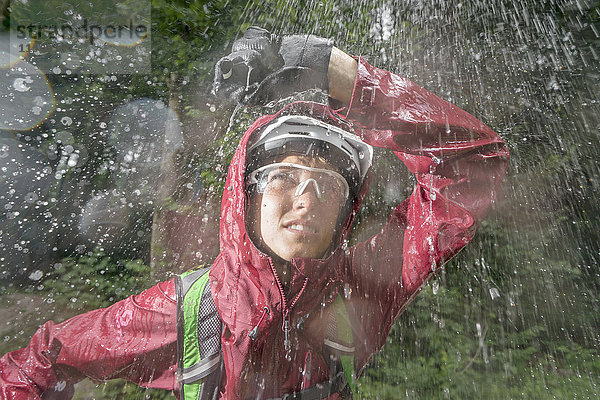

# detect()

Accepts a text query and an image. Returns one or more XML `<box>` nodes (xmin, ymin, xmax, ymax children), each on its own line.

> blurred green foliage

<box><xmin>40</xmin><ymin>252</ymin><xmax>152</xmax><ymax>310</ymax></box>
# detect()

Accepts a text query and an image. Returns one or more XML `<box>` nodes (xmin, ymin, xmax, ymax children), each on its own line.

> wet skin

<box><xmin>248</xmin><ymin>155</ymin><xmax>343</xmax><ymax>263</ymax></box>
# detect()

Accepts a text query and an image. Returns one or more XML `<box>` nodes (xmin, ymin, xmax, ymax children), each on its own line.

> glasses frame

<box><xmin>246</xmin><ymin>162</ymin><xmax>350</xmax><ymax>201</ymax></box>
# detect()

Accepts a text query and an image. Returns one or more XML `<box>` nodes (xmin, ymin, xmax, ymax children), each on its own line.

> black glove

<box><xmin>212</xmin><ymin>27</ymin><xmax>333</xmax><ymax>105</ymax></box>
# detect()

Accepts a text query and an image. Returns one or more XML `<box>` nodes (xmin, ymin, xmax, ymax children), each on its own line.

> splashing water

<box><xmin>0</xmin><ymin>0</ymin><xmax>598</xmax><ymax>398</ymax></box>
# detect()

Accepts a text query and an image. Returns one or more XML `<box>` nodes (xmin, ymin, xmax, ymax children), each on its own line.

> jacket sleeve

<box><xmin>332</xmin><ymin>58</ymin><xmax>510</xmax><ymax>370</ymax></box>
<box><xmin>0</xmin><ymin>280</ymin><xmax>179</xmax><ymax>399</ymax></box>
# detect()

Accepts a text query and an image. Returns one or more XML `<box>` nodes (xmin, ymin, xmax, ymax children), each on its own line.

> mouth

<box><xmin>283</xmin><ymin>221</ymin><xmax>318</xmax><ymax>234</ymax></box>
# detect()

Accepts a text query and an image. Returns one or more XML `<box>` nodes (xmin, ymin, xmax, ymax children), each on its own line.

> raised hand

<box><xmin>213</xmin><ymin>27</ymin><xmax>333</xmax><ymax>105</ymax></box>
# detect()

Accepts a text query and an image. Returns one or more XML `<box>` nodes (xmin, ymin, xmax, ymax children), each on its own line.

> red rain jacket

<box><xmin>0</xmin><ymin>58</ymin><xmax>509</xmax><ymax>399</ymax></box>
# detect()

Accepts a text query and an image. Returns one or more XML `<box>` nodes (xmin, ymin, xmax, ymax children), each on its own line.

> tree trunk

<box><xmin>149</xmin><ymin>75</ymin><xmax>222</xmax><ymax>278</ymax></box>
<box><xmin>149</xmin><ymin>73</ymin><xmax>184</xmax><ymax>277</ymax></box>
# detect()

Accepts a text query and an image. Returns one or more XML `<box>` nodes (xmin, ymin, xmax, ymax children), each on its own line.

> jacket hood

<box><xmin>218</xmin><ymin>101</ymin><xmax>371</xmax><ymax>273</ymax></box>
<box><xmin>208</xmin><ymin>101</ymin><xmax>370</xmax><ymax>398</ymax></box>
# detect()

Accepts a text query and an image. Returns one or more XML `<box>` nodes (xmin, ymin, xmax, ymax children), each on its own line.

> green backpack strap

<box><xmin>323</xmin><ymin>293</ymin><xmax>356</xmax><ymax>397</ymax></box>
<box><xmin>176</xmin><ymin>266</ymin><xmax>223</xmax><ymax>400</ymax></box>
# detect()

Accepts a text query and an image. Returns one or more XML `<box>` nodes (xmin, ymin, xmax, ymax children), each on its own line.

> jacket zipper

<box><xmin>267</xmin><ymin>258</ymin><xmax>309</xmax><ymax>352</ymax></box>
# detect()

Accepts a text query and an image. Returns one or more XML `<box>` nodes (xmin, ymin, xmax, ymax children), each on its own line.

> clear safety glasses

<box><xmin>247</xmin><ymin>163</ymin><xmax>350</xmax><ymax>203</ymax></box>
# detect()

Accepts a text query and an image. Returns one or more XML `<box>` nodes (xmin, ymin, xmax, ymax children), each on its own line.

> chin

<box><xmin>269</xmin><ymin>239</ymin><xmax>330</xmax><ymax>261</ymax></box>
<box><xmin>286</xmin><ymin>249</ymin><xmax>326</xmax><ymax>260</ymax></box>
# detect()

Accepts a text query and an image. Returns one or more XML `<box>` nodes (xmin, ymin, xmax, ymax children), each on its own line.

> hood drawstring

<box><xmin>249</xmin><ymin>306</ymin><xmax>270</xmax><ymax>340</ymax></box>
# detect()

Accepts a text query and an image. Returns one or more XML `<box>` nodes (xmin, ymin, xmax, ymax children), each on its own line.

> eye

<box><xmin>267</xmin><ymin>170</ymin><xmax>298</xmax><ymax>188</ymax></box>
<box><xmin>321</xmin><ymin>179</ymin><xmax>341</xmax><ymax>195</ymax></box>
<box><xmin>269</xmin><ymin>171</ymin><xmax>293</xmax><ymax>182</ymax></box>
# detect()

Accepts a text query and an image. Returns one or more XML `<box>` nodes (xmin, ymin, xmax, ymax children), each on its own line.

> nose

<box><xmin>293</xmin><ymin>179</ymin><xmax>320</xmax><ymax>210</ymax></box>
<box><xmin>295</xmin><ymin>178</ymin><xmax>322</xmax><ymax>199</ymax></box>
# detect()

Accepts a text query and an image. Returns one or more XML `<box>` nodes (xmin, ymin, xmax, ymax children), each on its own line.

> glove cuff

<box><xmin>280</xmin><ymin>35</ymin><xmax>334</xmax><ymax>89</ymax></box>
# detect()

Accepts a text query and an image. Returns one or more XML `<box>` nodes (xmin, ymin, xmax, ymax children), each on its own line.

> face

<box><xmin>248</xmin><ymin>155</ymin><xmax>345</xmax><ymax>261</ymax></box>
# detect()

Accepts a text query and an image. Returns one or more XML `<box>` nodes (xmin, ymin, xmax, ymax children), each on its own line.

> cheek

<box><xmin>259</xmin><ymin>197</ymin><xmax>282</xmax><ymax>237</ymax></box>
<box><xmin>323</xmin><ymin>205</ymin><xmax>342</xmax><ymax>229</ymax></box>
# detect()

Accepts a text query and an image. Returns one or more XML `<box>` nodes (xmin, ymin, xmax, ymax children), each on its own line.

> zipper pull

<box><xmin>283</xmin><ymin>318</ymin><xmax>290</xmax><ymax>351</ymax></box>
<box><xmin>249</xmin><ymin>306</ymin><xmax>270</xmax><ymax>340</ymax></box>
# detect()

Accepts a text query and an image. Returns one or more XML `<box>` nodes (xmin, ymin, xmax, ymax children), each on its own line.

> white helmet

<box><xmin>246</xmin><ymin>115</ymin><xmax>373</xmax><ymax>197</ymax></box>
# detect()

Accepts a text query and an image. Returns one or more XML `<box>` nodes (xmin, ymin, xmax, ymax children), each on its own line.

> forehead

<box><xmin>278</xmin><ymin>155</ymin><xmax>337</xmax><ymax>171</ymax></box>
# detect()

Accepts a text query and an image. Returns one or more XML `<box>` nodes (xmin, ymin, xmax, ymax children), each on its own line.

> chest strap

<box><xmin>177</xmin><ymin>266</ymin><xmax>223</xmax><ymax>400</ymax></box>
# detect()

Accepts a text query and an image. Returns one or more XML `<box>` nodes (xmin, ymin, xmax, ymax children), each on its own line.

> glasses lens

<box><xmin>251</xmin><ymin>164</ymin><xmax>348</xmax><ymax>202</ymax></box>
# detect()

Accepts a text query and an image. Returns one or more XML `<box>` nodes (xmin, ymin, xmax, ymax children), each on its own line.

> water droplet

<box><xmin>55</xmin><ymin>131</ymin><xmax>74</xmax><ymax>144</ymax></box>
<box><xmin>54</xmin><ymin>381</ymin><xmax>66</xmax><ymax>392</ymax></box>
<box><xmin>24</xmin><ymin>192</ymin><xmax>38</xmax><ymax>203</ymax></box>
<box><xmin>489</xmin><ymin>288</ymin><xmax>500</xmax><ymax>300</ymax></box>
<box><xmin>67</xmin><ymin>154</ymin><xmax>79</xmax><ymax>167</ymax></box>
<box><xmin>0</xmin><ymin>144</ymin><xmax>9</xmax><ymax>158</ymax></box>
<box><xmin>28</xmin><ymin>270</ymin><xmax>43</xmax><ymax>281</ymax></box>
<box><xmin>12</xmin><ymin>77</ymin><xmax>32</xmax><ymax>92</ymax></box>
<box><xmin>61</xmin><ymin>116</ymin><xmax>73</xmax><ymax>126</ymax></box>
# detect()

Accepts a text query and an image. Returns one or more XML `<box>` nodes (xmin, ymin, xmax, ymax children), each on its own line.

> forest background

<box><xmin>0</xmin><ymin>0</ymin><xmax>599</xmax><ymax>398</ymax></box>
